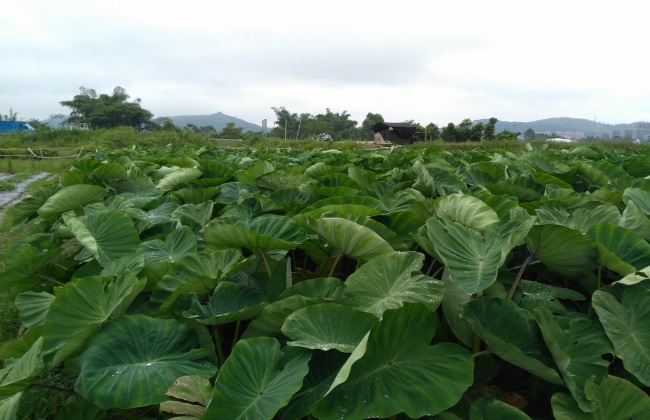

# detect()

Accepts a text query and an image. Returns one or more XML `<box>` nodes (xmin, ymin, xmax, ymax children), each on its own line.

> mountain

<box><xmin>40</xmin><ymin>112</ymin><xmax>263</xmax><ymax>132</ymax></box>
<box><xmin>167</xmin><ymin>112</ymin><xmax>262</xmax><ymax>132</ymax></box>
<box><xmin>474</xmin><ymin>117</ymin><xmax>638</xmax><ymax>137</ymax></box>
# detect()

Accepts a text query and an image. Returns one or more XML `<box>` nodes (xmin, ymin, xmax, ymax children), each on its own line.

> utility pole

<box><xmin>296</xmin><ymin>117</ymin><xmax>302</xmax><ymax>140</ymax></box>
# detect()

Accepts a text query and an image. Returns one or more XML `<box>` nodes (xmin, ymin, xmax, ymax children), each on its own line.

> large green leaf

<box><xmin>14</xmin><ymin>291</ymin><xmax>55</xmax><ymax>329</ymax></box>
<box><xmin>156</xmin><ymin>167</ymin><xmax>202</xmax><ymax>192</ymax></box>
<box><xmin>282</xmin><ymin>303</ymin><xmax>378</xmax><ymax>352</ymax></box>
<box><xmin>242</xmin><ymin>295</ymin><xmax>327</xmax><ymax>339</ymax></box>
<box><xmin>0</xmin><ymin>338</ymin><xmax>42</xmax><ymax>400</ymax></box>
<box><xmin>138</xmin><ymin>225</ymin><xmax>197</xmax><ymax>265</ymax></box>
<box><xmin>74</xmin><ymin>315</ymin><xmax>217</xmax><ymax>409</ymax></box>
<box><xmin>160</xmin><ymin>375</ymin><xmax>211</xmax><ymax>418</ymax></box>
<box><xmin>306</xmin><ymin>217</ymin><xmax>394</xmax><ymax>261</ymax></box>
<box><xmin>183</xmin><ymin>281</ymin><xmax>268</xmax><ymax>325</ymax></box>
<box><xmin>587</xmin><ymin>224</ymin><xmax>650</xmax><ymax>276</ymax></box>
<box><xmin>305</xmin><ymin>162</ymin><xmax>340</xmax><ymax>178</ymax></box>
<box><xmin>434</xmin><ymin>194</ymin><xmax>500</xmax><ymax>230</ymax></box>
<box><xmin>441</xmin><ymin>276</ymin><xmax>474</xmax><ymax>348</ymax></box>
<box><xmin>592</xmin><ymin>283</ymin><xmax>650</xmax><ymax>386</ymax></box>
<box><xmin>64</xmin><ymin>210</ymin><xmax>141</xmax><ymax>267</ymax></box>
<box><xmin>516</xmin><ymin>280</ymin><xmax>585</xmax><ymax>314</ymax></box>
<box><xmin>623</xmin><ymin>155</ymin><xmax>650</xmax><ymax>178</ymax></box>
<box><xmin>622</xmin><ymin>187</ymin><xmax>650</xmax><ymax>215</ymax></box>
<box><xmin>427</xmin><ymin>216</ymin><xmax>533</xmax><ymax>294</ymax></box>
<box><xmin>535</xmin><ymin>308</ymin><xmax>613</xmax><ymax>412</ymax></box>
<box><xmin>469</xmin><ymin>397</ymin><xmax>532</xmax><ymax>420</ymax></box>
<box><xmin>299</xmin><ymin>195</ymin><xmax>389</xmax><ymax>216</ymax></box>
<box><xmin>0</xmin><ymin>392</ymin><xmax>22</xmax><ymax>420</ymax></box>
<box><xmin>203</xmin><ymin>337</ymin><xmax>311</xmax><ymax>419</ymax></box>
<box><xmin>215</xmin><ymin>182</ymin><xmax>260</xmax><ymax>205</ymax></box>
<box><xmin>37</xmin><ymin>184</ymin><xmax>106</xmax><ymax>220</ymax></box>
<box><xmin>171</xmin><ymin>201</ymin><xmax>214</xmax><ymax>231</ymax></box>
<box><xmin>536</xmin><ymin>202</ymin><xmax>621</xmax><ymax>233</ymax></box>
<box><xmin>486</xmin><ymin>175</ymin><xmax>544</xmax><ymax>202</ymax></box>
<box><xmin>281</xmin><ymin>351</ymin><xmax>348</xmax><ymax>420</ymax></box>
<box><xmin>313</xmin><ymin>304</ymin><xmax>474</xmax><ymax>419</ymax></box>
<box><xmin>241</xmin><ymin>278</ymin><xmax>344</xmax><ymax>339</ymax></box>
<box><xmin>551</xmin><ymin>375</ymin><xmax>650</xmax><ymax>419</ymax></box>
<box><xmin>268</xmin><ymin>187</ymin><xmax>310</xmax><ymax>212</ymax></box>
<box><xmin>204</xmin><ymin>215</ymin><xmax>306</xmax><ymax>252</ymax></box>
<box><xmin>0</xmin><ymin>235</ymin><xmax>64</xmax><ymax>294</ymax></box>
<box><xmin>463</xmin><ymin>297</ymin><xmax>563</xmax><ymax>385</ymax></box>
<box><xmin>93</xmin><ymin>162</ymin><xmax>128</xmax><ymax>187</ymax></box>
<box><xmin>621</xmin><ymin>201</ymin><xmax>650</xmax><ymax>241</ymax></box>
<box><xmin>151</xmin><ymin>249</ymin><xmax>243</xmax><ymax>315</ymax></box>
<box><xmin>343</xmin><ymin>251</ymin><xmax>445</xmax><ymax>317</ymax></box>
<box><xmin>42</xmin><ymin>273</ymin><xmax>146</xmax><ymax>366</ymax></box>
<box><xmin>525</xmin><ymin>224</ymin><xmax>598</xmax><ymax>278</ymax></box>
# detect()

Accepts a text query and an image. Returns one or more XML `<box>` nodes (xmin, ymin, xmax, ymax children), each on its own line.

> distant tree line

<box><xmin>20</xmin><ymin>87</ymin><xmax>526</xmax><ymax>142</ymax></box>
<box><xmin>269</xmin><ymin>108</ymin><xmax>522</xmax><ymax>142</ymax></box>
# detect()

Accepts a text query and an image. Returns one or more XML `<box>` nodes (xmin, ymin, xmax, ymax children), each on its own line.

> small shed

<box><xmin>371</xmin><ymin>122</ymin><xmax>416</xmax><ymax>145</ymax></box>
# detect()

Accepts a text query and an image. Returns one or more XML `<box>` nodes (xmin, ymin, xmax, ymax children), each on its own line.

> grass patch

<box><xmin>1</xmin><ymin>189</ymin><xmax>76</xmax><ymax>419</ymax></box>
<box><xmin>0</xmin><ymin>180</ymin><xmax>17</xmax><ymax>191</ymax></box>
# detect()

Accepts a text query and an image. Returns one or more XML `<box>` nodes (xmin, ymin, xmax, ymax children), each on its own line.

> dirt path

<box><xmin>0</xmin><ymin>172</ymin><xmax>50</xmax><ymax>220</ymax></box>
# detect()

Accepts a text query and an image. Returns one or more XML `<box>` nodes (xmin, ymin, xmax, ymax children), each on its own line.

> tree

<box><xmin>524</xmin><ymin>128</ymin><xmax>536</xmax><ymax>140</ymax></box>
<box><xmin>457</xmin><ymin>118</ymin><xmax>483</xmax><ymax>142</ymax></box>
<box><xmin>425</xmin><ymin>123</ymin><xmax>440</xmax><ymax>141</ymax></box>
<box><xmin>441</xmin><ymin>119</ymin><xmax>483</xmax><ymax>142</ymax></box>
<box><xmin>441</xmin><ymin>122</ymin><xmax>457</xmax><ymax>142</ymax></box>
<box><xmin>28</xmin><ymin>119</ymin><xmax>50</xmax><ymax>131</ymax></box>
<box><xmin>270</xmin><ymin>107</ymin><xmax>360</xmax><ymax>140</ymax></box>
<box><xmin>495</xmin><ymin>129</ymin><xmax>521</xmax><ymax>141</ymax></box>
<box><xmin>60</xmin><ymin>86</ymin><xmax>154</xmax><ymax>129</ymax></box>
<box><xmin>361</xmin><ymin>112</ymin><xmax>384</xmax><ymax>140</ymax></box>
<box><xmin>312</xmin><ymin>109</ymin><xmax>359</xmax><ymax>140</ymax></box>
<box><xmin>483</xmin><ymin>117</ymin><xmax>498</xmax><ymax>141</ymax></box>
<box><xmin>1</xmin><ymin>108</ymin><xmax>18</xmax><ymax>121</ymax></box>
<box><xmin>270</xmin><ymin>107</ymin><xmax>300</xmax><ymax>140</ymax></box>
<box><xmin>216</xmin><ymin>122</ymin><xmax>244</xmax><ymax>139</ymax></box>
<box><xmin>154</xmin><ymin>117</ymin><xmax>178</xmax><ymax>131</ymax></box>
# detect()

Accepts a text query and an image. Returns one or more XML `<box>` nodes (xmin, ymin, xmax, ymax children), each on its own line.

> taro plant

<box><xmin>1</xmin><ymin>143</ymin><xmax>650</xmax><ymax>419</ymax></box>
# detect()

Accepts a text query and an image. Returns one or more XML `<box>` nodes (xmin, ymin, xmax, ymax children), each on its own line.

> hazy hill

<box><xmin>167</xmin><ymin>112</ymin><xmax>262</xmax><ymax>132</ymax></box>
<box><xmin>41</xmin><ymin>112</ymin><xmax>263</xmax><ymax>132</ymax></box>
<box><xmin>475</xmin><ymin>117</ymin><xmax>637</xmax><ymax>137</ymax></box>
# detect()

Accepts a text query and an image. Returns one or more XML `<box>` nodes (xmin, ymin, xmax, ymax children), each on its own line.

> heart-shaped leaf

<box><xmin>74</xmin><ymin>315</ymin><xmax>217</xmax><ymax>409</ymax></box>
<box><xmin>203</xmin><ymin>337</ymin><xmax>310</xmax><ymax>419</ymax></box>
<box><xmin>592</xmin><ymin>283</ymin><xmax>650</xmax><ymax>386</ymax></box>
<box><xmin>313</xmin><ymin>303</ymin><xmax>473</xmax><ymax>419</ymax></box>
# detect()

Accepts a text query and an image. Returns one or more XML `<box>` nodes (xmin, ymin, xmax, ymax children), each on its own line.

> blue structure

<box><xmin>0</xmin><ymin>121</ymin><xmax>36</xmax><ymax>134</ymax></box>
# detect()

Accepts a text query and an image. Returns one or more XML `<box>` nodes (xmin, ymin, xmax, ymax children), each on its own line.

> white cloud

<box><xmin>2</xmin><ymin>0</ymin><xmax>647</xmax><ymax>126</ymax></box>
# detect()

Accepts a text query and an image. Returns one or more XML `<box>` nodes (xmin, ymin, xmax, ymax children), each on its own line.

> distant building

<box><xmin>371</xmin><ymin>122</ymin><xmax>416</xmax><ymax>145</ymax></box>
<box><xmin>611</xmin><ymin>123</ymin><xmax>650</xmax><ymax>141</ymax></box>
<box><xmin>538</xmin><ymin>131</ymin><xmax>584</xmax><ymax>140</ymax></box>
<box><xmin>547</xmin><ymin>138</ymin><xmax>576</xmax><ymax>143</ymax></box>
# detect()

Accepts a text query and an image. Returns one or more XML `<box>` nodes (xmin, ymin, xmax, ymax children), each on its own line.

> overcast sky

<box><xmin>2</xmin><ymin>0</ymin><xmax>648</xmax><ymax>128</ymax></box>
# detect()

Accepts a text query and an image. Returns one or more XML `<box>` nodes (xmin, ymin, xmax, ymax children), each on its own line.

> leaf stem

<box><xmin>213</xmin><ymin>327</ymin><xmax>225</xmax><ymax>367</ymax></box>
<box><xmin>473</xmin><ymin>291</ymin><xmax>483</xmax><ymax>354</ymax></box>
<box><xmin>29</xmin><ymin>383</ymin><xmax>77</xmax><ymax>395</ymax></box>
<box><xmin>35</xmin><ymin>274</ymin><xmax>66</xmax><ymax>287</ymax></box>
<box><xmin>260</xmin><ymin>250</ymin><xmax>272</xmax><ymax>278</ymax></box>
<box><xmin>431</xmin><ymin>265</ymin><xmax>445</xmax><ymax>279</ymax></box>
<box><xmin>425</xmin><ymin>259</ymin><xmax>436</xmax><ymax>276</ymax></box>
<box><xmin>506</xmin><ymin>251</ymin><xmax>535</xmax><ymax>300</ymax></box>
<box><xmin>233</xmin><ymin>321</ymin><xmax>241</xmax><ymax>346</ymax></box>
<box><xmin>473</xmin><ymin>349</ymin><xmax>493</xmax><ymax>358</ymax></box>
<box><xmin>328</xmin><ymin>254</ymin><xmax>342</xmax><ymax>278</ymax></box>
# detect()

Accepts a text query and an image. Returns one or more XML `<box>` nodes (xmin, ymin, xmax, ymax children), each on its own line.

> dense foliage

<box><xmin>60</xmin><ymin>87</ymin><xmax>154</xmax><ymax>129</ymax></box>
<box><xmin>1</xmin><ymin>142</ymin><xmax>650</xmax><ymax>419</ymax></box>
